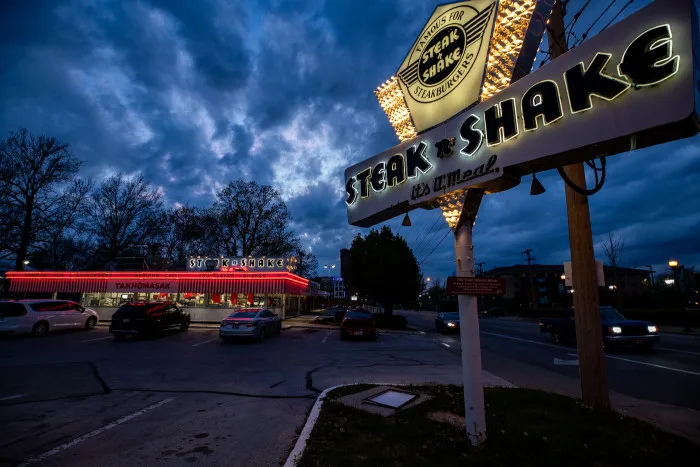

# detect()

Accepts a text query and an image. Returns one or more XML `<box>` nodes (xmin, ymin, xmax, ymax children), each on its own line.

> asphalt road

<box><xmin>0</xmin><ymin>325</ymin><xmax>467</xmax><ymax>466</ymax></box>
<box><xmin>402</xmin><ymin>311</ymin><xmax>700</xmax><ymax>410</ymax></box>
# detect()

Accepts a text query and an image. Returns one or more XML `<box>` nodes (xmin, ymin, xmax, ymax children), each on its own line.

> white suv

<box><xmin>0</xmin><ymin>300</ymin><xmax>99</xmax><ymax>336</ymax></box>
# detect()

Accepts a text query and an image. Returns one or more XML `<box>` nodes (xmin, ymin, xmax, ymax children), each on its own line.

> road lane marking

<box><xmin>321</xmin><ymin>331</ymin><xmax>332</xmax><ymax>343</ymax></box>
<box><xmin>18</xmin><ymin>398</ymin><xmax>174</xmax><ymax>466</ymax></box>
<box><xmin>656</xmin><ymin>347</ymin><xmax>700</xmax><ymax>356</ymax></box>
<box><xmin>81</xmin><ymin>336</ymin><xmax>113</xmax><ymax>343</ymax></box>
<box><xmin>441</xmin><ymin>342</ymin><xmax>451</xmax><ymax>348</ymax></box>
<box><xmin>192</xmin><ymin>337</ymin><xmax>219</xmax><ymax>347</ymax></box>
<box><xmin>481</xmin><ymin>331</ymin><xmax>700</xmax><ymax>376</ymax></box>
<box><xmin>605</xmin><ymin>355</ymin><xmax>700</xmax><ymax>376</ymax></box>
<box><xmin>0</xmin><ymin>394</ymin><xmax>23</xmax><ymax>401</ymax></box>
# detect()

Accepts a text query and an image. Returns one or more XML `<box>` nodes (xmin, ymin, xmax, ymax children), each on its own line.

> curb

<box><xmin>282</xmin><ymin>324</ymin><xmax>425</xmax><ymax>335</ymax></box>
<box><xmin>97</xmin><ymin>321</ymin><xmax>220</xmax><ymax>329</ymax></box>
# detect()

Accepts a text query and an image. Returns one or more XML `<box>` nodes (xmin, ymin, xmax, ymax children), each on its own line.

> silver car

<box><xmin>0</xmin><ymin>300</ymin><xmax>99</xmax><ymax>336</ymax></box>
<box><xmin>219</xmin><ymin>308</ymin><xmax>281</xmax><ymax>342</ymax></box>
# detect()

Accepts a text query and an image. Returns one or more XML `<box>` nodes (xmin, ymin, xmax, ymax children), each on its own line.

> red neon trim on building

<box><xmin>6</xmin><ymin>271</ymin><xmax>317</xmax><ymax>296</ymax></box>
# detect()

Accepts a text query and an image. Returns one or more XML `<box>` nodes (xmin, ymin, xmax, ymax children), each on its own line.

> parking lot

<box><xmin>0</xmin><ymin>325</ymin><xmax>462</xmax><ymax>466</ymax></box>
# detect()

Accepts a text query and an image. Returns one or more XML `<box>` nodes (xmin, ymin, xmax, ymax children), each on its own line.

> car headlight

<box><xmin>647</xmin><ymin>325</ymin><xmax>658</xmax><ymax>333</ymax></box>
<box><xmin>611</xmin><ymin>326</ymin><xmax>622</xmax><ymax>334</ymax></box>
<box><xmin>447</xmin><ymin>322</ymin><xmax>456</xmax><ymax>327</ymax></box>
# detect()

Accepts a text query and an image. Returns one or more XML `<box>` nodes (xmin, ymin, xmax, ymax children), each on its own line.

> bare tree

<box><xmin>0</xmin><ymin>128</ymin><xmax>89</xmax><ymax>270</ymax></box>
<box><xmin>600</xmin><ymin>229</ymin><xmax>625</xmax><ymax>308</ymax></box>
<box><xmin>293</xmin><ymin>246</ymin><xmax>319</xmax><ymax>278</ymax></box>
<box><xmin>207</xmin><ymin>181</ymin><xmax>296</xmax><ymax>256</ymax></box>
<box><xmin>600</xmin><ymin>230</ymin><xmax>625</xmax><ymax>272</ymax></box>
<box><xmin>85</xmin><ymin>174</ymin><xmax>165</xmax><ymax>266</ymax></box>
<box><xmin>162</xmin><ymin>206</ymin><xmax>207</xmax><ymax>265</ymax></box>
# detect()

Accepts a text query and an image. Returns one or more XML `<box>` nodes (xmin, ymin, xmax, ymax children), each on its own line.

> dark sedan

<box><xmin>340</xmin><ymin>310</ymin><xmax>377</xmax><ymax>340</ymax></box>
<box><xmin>109</xmin><ymin>302</ymin><xmax>190</xmax><ymax>339</ymax></box>
<box><xmin>436</xmin><ymin>312</ymin><xmax>460</xmax><ymax>333</ymax></box>
<box><xmin>539</xmin><ymin>306</ymin><xmax>660</xmax><ymax>351</ymax></box>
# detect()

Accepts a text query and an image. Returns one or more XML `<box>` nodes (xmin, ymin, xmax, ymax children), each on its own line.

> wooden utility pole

<box><xmin>522</xmin><ymin>249</ymin><xmax>537</xmax><ymax>308</ymax></box>
<box><xmin>547</xmin><ymin>0</ymin><xmax>610</xmax><ymax>409</ymax></box>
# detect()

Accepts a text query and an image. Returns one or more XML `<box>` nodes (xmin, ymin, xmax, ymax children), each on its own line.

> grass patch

<box><xmin>298</xmin><ymin>385</ymin><xmax>699</xmax><ymax>467</ymax></box>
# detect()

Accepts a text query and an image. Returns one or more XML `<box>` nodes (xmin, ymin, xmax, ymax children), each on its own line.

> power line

<box><xmin>574</xmin><ymin>0</ymin><xmax>618</xmax><ymax>47</ymax></box>
<box><xmin>600</xmin><ymin>0</ymin><xmax>635</xmax><ymax>32</ymax></box>
<box><xmin>418</xmin><ymin>229</ymin><xmax>451</xmax><ymax>266</ymax></box>
<box><xmin>411</xmin><ymin>214</ymin><xmax>443</xmax><ymax>259</ymax></box>
<box><xmin>565</xmin><ymin>0</ymin><xmax>593</xmax><ymax>43</ymax></box>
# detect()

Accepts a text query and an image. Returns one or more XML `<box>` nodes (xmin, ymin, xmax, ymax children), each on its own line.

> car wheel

<box><xmin>220</xmin><ymin>336</ymin><xmax>232</xmax><ymax>343</ymax></box>
<box><xmin>84</xmin><ymin>317</ymin><xmax>97</xmax><ymax>330</ymax></box>
<box><xmin>258</xmin><ymin>327</ymin><xmax>266</xmax><ymax>343</ymax></box>
<box><xmin>32</xmin><ymin>321</ymin><xmax>49</xmax><ymax>337</ymax></box>
<box><xmin>179</xmin><ymin>319</ymin><xmax>190</xmax><ymax>332</ymax></box>
<box><xmin>113</xmin><ymin>333</ymin><xmax>127</xmax><ymax>341</ymax></box>
<box><xmin>277</xmin><ymin>322</ymin><xmax>282</xmax><ymax>335</ymax></box>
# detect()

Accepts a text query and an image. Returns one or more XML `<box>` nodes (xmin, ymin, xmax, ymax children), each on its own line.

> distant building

<box><xmin>314</xmin><ymin>276</ymin><xmax>346</xmax><ymax>299</ymax></box>
<box><xmin>485</xmin><ymin>264</ymin><xmax>651</xmax><ymax>308</ymax></box>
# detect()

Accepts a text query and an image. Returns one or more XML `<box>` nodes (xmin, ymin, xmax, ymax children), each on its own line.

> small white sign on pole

<box><xmin>564</xmin><ymin>261</ymin><xmax>605</xmax><ymax>288</ymax></box>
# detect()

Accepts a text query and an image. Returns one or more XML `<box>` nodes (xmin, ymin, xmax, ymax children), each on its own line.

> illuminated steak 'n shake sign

<box><xmin>346</xmin><ymin>0</ymin><xmax>700</xmax><ymax>227</ymax></box>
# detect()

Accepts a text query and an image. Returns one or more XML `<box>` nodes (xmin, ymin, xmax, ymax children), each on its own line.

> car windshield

<box><xmin>600</xmin><ymin>307</ymin><xmax>625</xmax><ymax>321</ymax></box>
<box><xmin>345</xmin><ymin>311</ymin><xmax>372</xmax><ymax>319</ymax></box>
<box><xmin>442</xmin><ymin>313</ymin><xmax>459</xmax><ymax>320</ymax></box>
<box><xmin>229</xmin><ymin>311</ymin><xmax>258</xmax><ymax>318</ymax></box>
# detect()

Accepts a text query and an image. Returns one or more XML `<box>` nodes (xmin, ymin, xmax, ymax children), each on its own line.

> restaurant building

<box><xmin>5</xmin><ymin>255</ymin><xmax>322</xmax><ymax>322</ymax></box>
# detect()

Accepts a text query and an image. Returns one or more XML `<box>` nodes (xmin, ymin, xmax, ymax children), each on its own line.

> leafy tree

<box><xmin>348</xmin><ymin>226</ymin><xmax>422</xmax><ymax>316</ymax></box>
<box><xmin>207</xmin><ymin>180</ymin><xmax>296</xmax><ymax>256</ymax></box>
<box><xmin>0</xmin><ymin>128</ymin><xmax>90</xmax><ymax>270</ymax></box>
<box><xmin>84</xmin><ymin>173</ymin><xmax>165</xmax><ymax>266</ymax></box>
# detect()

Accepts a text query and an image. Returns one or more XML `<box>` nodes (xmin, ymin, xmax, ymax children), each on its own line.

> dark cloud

<box><xmin>0</xmin><ymin>0</ymin><xmax>697</xmax><ymax>281</ymax></box>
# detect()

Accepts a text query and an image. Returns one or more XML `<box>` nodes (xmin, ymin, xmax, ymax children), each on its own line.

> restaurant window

<box><xmin>180</xmin><ymin>293</ymin><xmax>204</xmax><ymax>307</ymax></box>
<box><xmin>207</xmin><ymin>293</ymin><xmax>231</xmax><ymax>307</ymax></box>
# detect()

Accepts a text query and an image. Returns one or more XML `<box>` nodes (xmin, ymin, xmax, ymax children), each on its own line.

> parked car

<box><xmin>109</xmin><ymin>302</ymin><xmax>190</xmax><ymax>339</ymax></box>
<box><xmin>539</xmin><ymin>306</ymin><xmax>660</xmax><ymax>350</ymax></box>
<box><xmin>0</xmin><ymin>299</ymin><xmax>98</xmax><ymax>337</ymax></box>
<box><xmin>219</xmin><ymin>308</ymin><xmax>281</xmax><ymax>342</ymax></box>
<box><xmin>435</xmin><ymin>312</ymin><xmax>460</xmax><ymax>333</ymax></box>
<box><xmin>340</xmin><ymin>310</ymin><xmax>377</xmax><ymax>340</ymax></box>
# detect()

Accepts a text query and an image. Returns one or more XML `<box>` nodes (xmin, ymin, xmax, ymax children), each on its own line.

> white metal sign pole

<box><xmin>453</xmin><ymin>190</ymin><xmax>485</xmax><ymax>445</ymax></box>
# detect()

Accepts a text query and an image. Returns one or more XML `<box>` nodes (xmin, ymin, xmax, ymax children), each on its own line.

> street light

<box><xmin>22</xmin><ymin>260</ymin><xmax>30</xmax><ymax>265</ymax></box>
<box><xmin>560</xmin><ymin>274</ymin><xmax>566</xmax><ymax>280</ymax></box>
<box><xmin>668</xmin><ymin>259</ymin><xmax>679</xmax><ymax>268</ymax></box>
<box><xmin>664</xmin><ymin>279</ymin><xmax>675</xmax><ymax>286</ymax></box>
<box><xmin>426</xmin><ymin>277</ymin><xmax>431</xmax><ymax>282</ymax></box>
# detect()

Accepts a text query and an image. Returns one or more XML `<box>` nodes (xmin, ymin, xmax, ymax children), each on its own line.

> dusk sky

<box><xmin>1</xmin><ymin>0</ymin><xmax>697</xmax><ymax>281</ymax></box>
